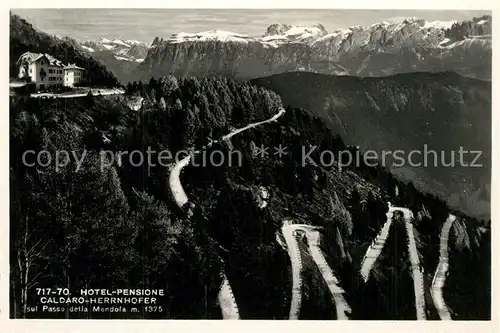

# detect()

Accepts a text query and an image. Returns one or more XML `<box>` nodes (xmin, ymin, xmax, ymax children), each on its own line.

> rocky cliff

<box><xmin>132</xmin><ymin>15</ymin><xmax>491</xmax><ymax>82</ymax></box>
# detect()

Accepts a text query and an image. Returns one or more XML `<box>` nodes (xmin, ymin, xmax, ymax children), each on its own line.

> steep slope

<box><xmin>10</xmin><ymin>76</ymin><xmax>490</xmax><ymax>320</ymax></box>
<box><xmin>9</xmin><ymin>13</ymin><xmax>118</xmax><ymax>87</ymax></box>
<box><xmin>132</xmin><ymin>15</ymin><xmax>491</xmax><ymax>81</ymax></box>
<box><xmin>251</xmin><ymin>71</ymin><xmax>491</xmax><ymax>219</ymax></box>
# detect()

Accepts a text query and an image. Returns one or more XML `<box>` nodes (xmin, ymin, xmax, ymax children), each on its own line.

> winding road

<box><xmin>169</xmin><ymin>108</ymin><xmax>286</xmax><ymax>212</ymax></box>
<box><xmin>281</xmin><ymin>220</ymin><xmax>303</xmax><ymax>319</ymax></box>
<box><xmin>279</xmin><ymin>220</ymin><xmax>351</xmax><ymax>320</ymax></box>
<box><xmin>360</xmin><ymin>209</ymin><xmax>395</xmax><ymax>282</ymax></box>
<box><xmin>168</xmin><ymin>107</ymin><xmax>450</xmax><ymax>320</ymax></box>
<box><xmin>404</xmin><ymin>212</ymin><xmax>427</xmax><ymax>320</ymax></box>
<box><xmin>220</xmin><ymin>109</ymin><xmax>286</xmax><ymax>141</ymax></box>
<box><xmin>169</xmin><ymin>152</ymin><xmax>195</xmax><ymax>208</ymax></box>
<box><xmin>359</xmin><ymin>203</ymin><xmax>427</xmax><ymax>320</ymax></box>
<box><xmin>430</xmin><ymin>214</ymin><xmax>456</xmax><ymax>320</ymax></box>
<box><xmin>218</xmin><ymin>272</ymin><xmax>240</xmax><ymax>319</ymax></box>
<box><xmin>168</xmin><ymin>108</ymin><xmax>286</xmax><ymax>319</ymax></box>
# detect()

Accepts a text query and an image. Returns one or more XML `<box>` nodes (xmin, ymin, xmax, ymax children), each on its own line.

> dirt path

<box><xmin>431</xmin><ymin>214</ymin><xmax>456</xmax><ymax>320</ymax></box>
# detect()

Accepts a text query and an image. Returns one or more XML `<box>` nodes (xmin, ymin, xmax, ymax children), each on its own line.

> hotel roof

<box><xmin>64</xmin><ymin>63</ymin><xmax>85</xmax><ymax>70</ymax></box>
<box><xmin>17</xmin><ymin>52</ymin><xmax>64</xmax><ymax>67</ymax></box>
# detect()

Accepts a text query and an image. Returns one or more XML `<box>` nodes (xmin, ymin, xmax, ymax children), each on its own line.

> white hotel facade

<box><xmin>17</xmin><ymin>52</ymin><xmax>85</xmax><ymax>90</ymax></box>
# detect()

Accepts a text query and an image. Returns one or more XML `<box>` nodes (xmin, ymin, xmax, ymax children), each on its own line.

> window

<box><xmin>39</xmin><ymin>68</ymin><xmax>46</xmax><ymax>81</ymax></box>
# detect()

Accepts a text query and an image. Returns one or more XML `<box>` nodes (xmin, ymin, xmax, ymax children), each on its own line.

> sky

<box><xmin>11</xmin><ymin>9</ymin><xmax>491</xmax><ymax>43</ymax></box>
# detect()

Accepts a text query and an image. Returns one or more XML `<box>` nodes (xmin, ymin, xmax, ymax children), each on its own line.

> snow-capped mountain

<box><xmin>132</xmin><ymin>15</ymin><xmax>491</xmax><ymax>82</ymax></box>
<box><xmin>80</xmin><ymin>37</ymin><xmax>150</xmax><ymax>63</ymax></box>
<box><xmin>76</xmin><ymin>37</ymin><xmax>151</xmax><ymax>83</ymax></box>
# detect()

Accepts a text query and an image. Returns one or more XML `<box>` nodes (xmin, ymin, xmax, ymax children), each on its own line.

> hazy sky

<box><xmin>12</xmin><ymin>9</ymin><xmax>491</xmax><ymax>43</ymax></box>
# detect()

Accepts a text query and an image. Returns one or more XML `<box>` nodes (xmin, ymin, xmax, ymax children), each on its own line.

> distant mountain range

<box><xmin>80</xmin><ymin>37</ymin><xmax>149</xmax><ymax>63</ymax></box>
<box><xmin>76</xmin><ymin>37</ymin><xmax>150</xmax><ymax>83</ymax></box>
<box><xmin>120</xmin><ymin>15</ymin><xmax>491</xmax><ymax>83</ymax></box>
<box><xmin>22</xmin><ymin>15</ymin><xmax>490</xmax><ymax>84</ymax></box>
<box><xmin>12</xmin><ymin>13</ymin><xmax>491</xmax><ymax>84</ymax></box>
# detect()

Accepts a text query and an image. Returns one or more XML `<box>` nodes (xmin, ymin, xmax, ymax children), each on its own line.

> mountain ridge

<box><xmin>128</xmin><ymin>15</ymin><xmax>491</xmax><ymax>83</ymax></box>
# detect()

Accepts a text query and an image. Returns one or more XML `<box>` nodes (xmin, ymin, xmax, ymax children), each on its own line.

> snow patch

<box><xmin>126</xmin><ymin>39</ymin><xmax>144</xmax><ymax>45</ymax></box>
<box><xmin>423</xmin><ymin>20</ymin><xmax>457</xmax><ymax>30</ymax></box>
<box><xmin>115</xmin><ymin>56</ymin><xmax>132</xmax><ymax>61</ymax></box>
<box><xmin>264</xmin><ymin>24</ymin><xmax>327</xmax><ymax>45</ymax></box>
<box><xmin>102</xmin><ymin>44</ymin><xmax>115</xmax><ymax>50</ymax></box>
<box><xmin>135</xmin><ymin>58</ymin><xmax>144</xmax><ymax>63</ymax></box>
<box><xmin>262</xmin><ymin>35</ymin><xmax>289</xmax><ymax>41</ymax></box>
<box><xmin>81</xmin><ymin>45</ymin><xmax>95</xmax><ymax>52</ymax></box>
<box><xmin>168</xmin><ymin>30</ymin><xmax>255</xmax><ymax>43</ymax></box>
<box><xmin>111</xmin><ymin>38</ymin><xmax>130</xmax><ymax>47</ymax></box>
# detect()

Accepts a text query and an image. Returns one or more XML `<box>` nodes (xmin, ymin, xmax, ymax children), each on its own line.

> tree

<box><xmin>329</xmin><ymin>192</ymin><xmax>353</xmax><ymax>237</ymax></box>
<box><xmin>159</xmin><ymin>75</ymin><xmax>179</xmax><ymax>98</ymax></box>
<box><xmin>130</xmin><ymin>190</ymin><xmax>182</xmax><ymax>286</ymax></box>
<box><xmin>366</xmin><ymin>190</ymin><xmax>386</xmax><ymax>232</ymax></box>
<box><xmin>13</xmin><ymin>174</ymin><xmax>50</xmax><ymax>318</ymax></box>
<box><xmin>85</xmin><ymin>90</ymin><xmax>95</xmax><ymax>109</ymax></box>
<box><xmin>348</xmin><ymin>188</ymin><xmax>364</xmax><ymax>241</ymax></box>
<box><xmin>149</xmin><ymin>87</ymin><xmax>157</xmax><ymax>101</ymax></box>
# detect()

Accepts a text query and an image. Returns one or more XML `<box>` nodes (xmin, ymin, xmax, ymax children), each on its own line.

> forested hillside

<box><xmin>10</xmin><ymin>76</ymin><xmax>490</xmax><ymax>319</ymax></box>
<box><xmin>251</xmin><ymin>71</ymin><xmax>491</xmax><ymax>220</ymax></box>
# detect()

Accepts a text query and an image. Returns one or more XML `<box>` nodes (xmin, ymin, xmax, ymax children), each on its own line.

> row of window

<box><xmin>49</xmin><ymin>69</ymin><xmax>63</xmax><ymax>74</ymax></box>
<box><xmin>26</xmin><ymin>68</ymin><xmax>82</xmax><ymax>76</ymax></box>
<box><xmin>48</xmin><ymin>76</ymin><xmax>63</xmax><ymax>81</ymax></box>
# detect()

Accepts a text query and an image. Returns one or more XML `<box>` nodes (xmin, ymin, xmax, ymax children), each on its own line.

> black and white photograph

<box><xmin>7</xmin><ymin>6</ymin><xmax>493</xmax><ymax>323</ymax></box>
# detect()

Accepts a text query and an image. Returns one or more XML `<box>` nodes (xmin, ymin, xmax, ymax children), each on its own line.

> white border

<box><xmin>1</xmin><ymin>2</ymin><xmax>498</xmax><ymax>333</ymax></box>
